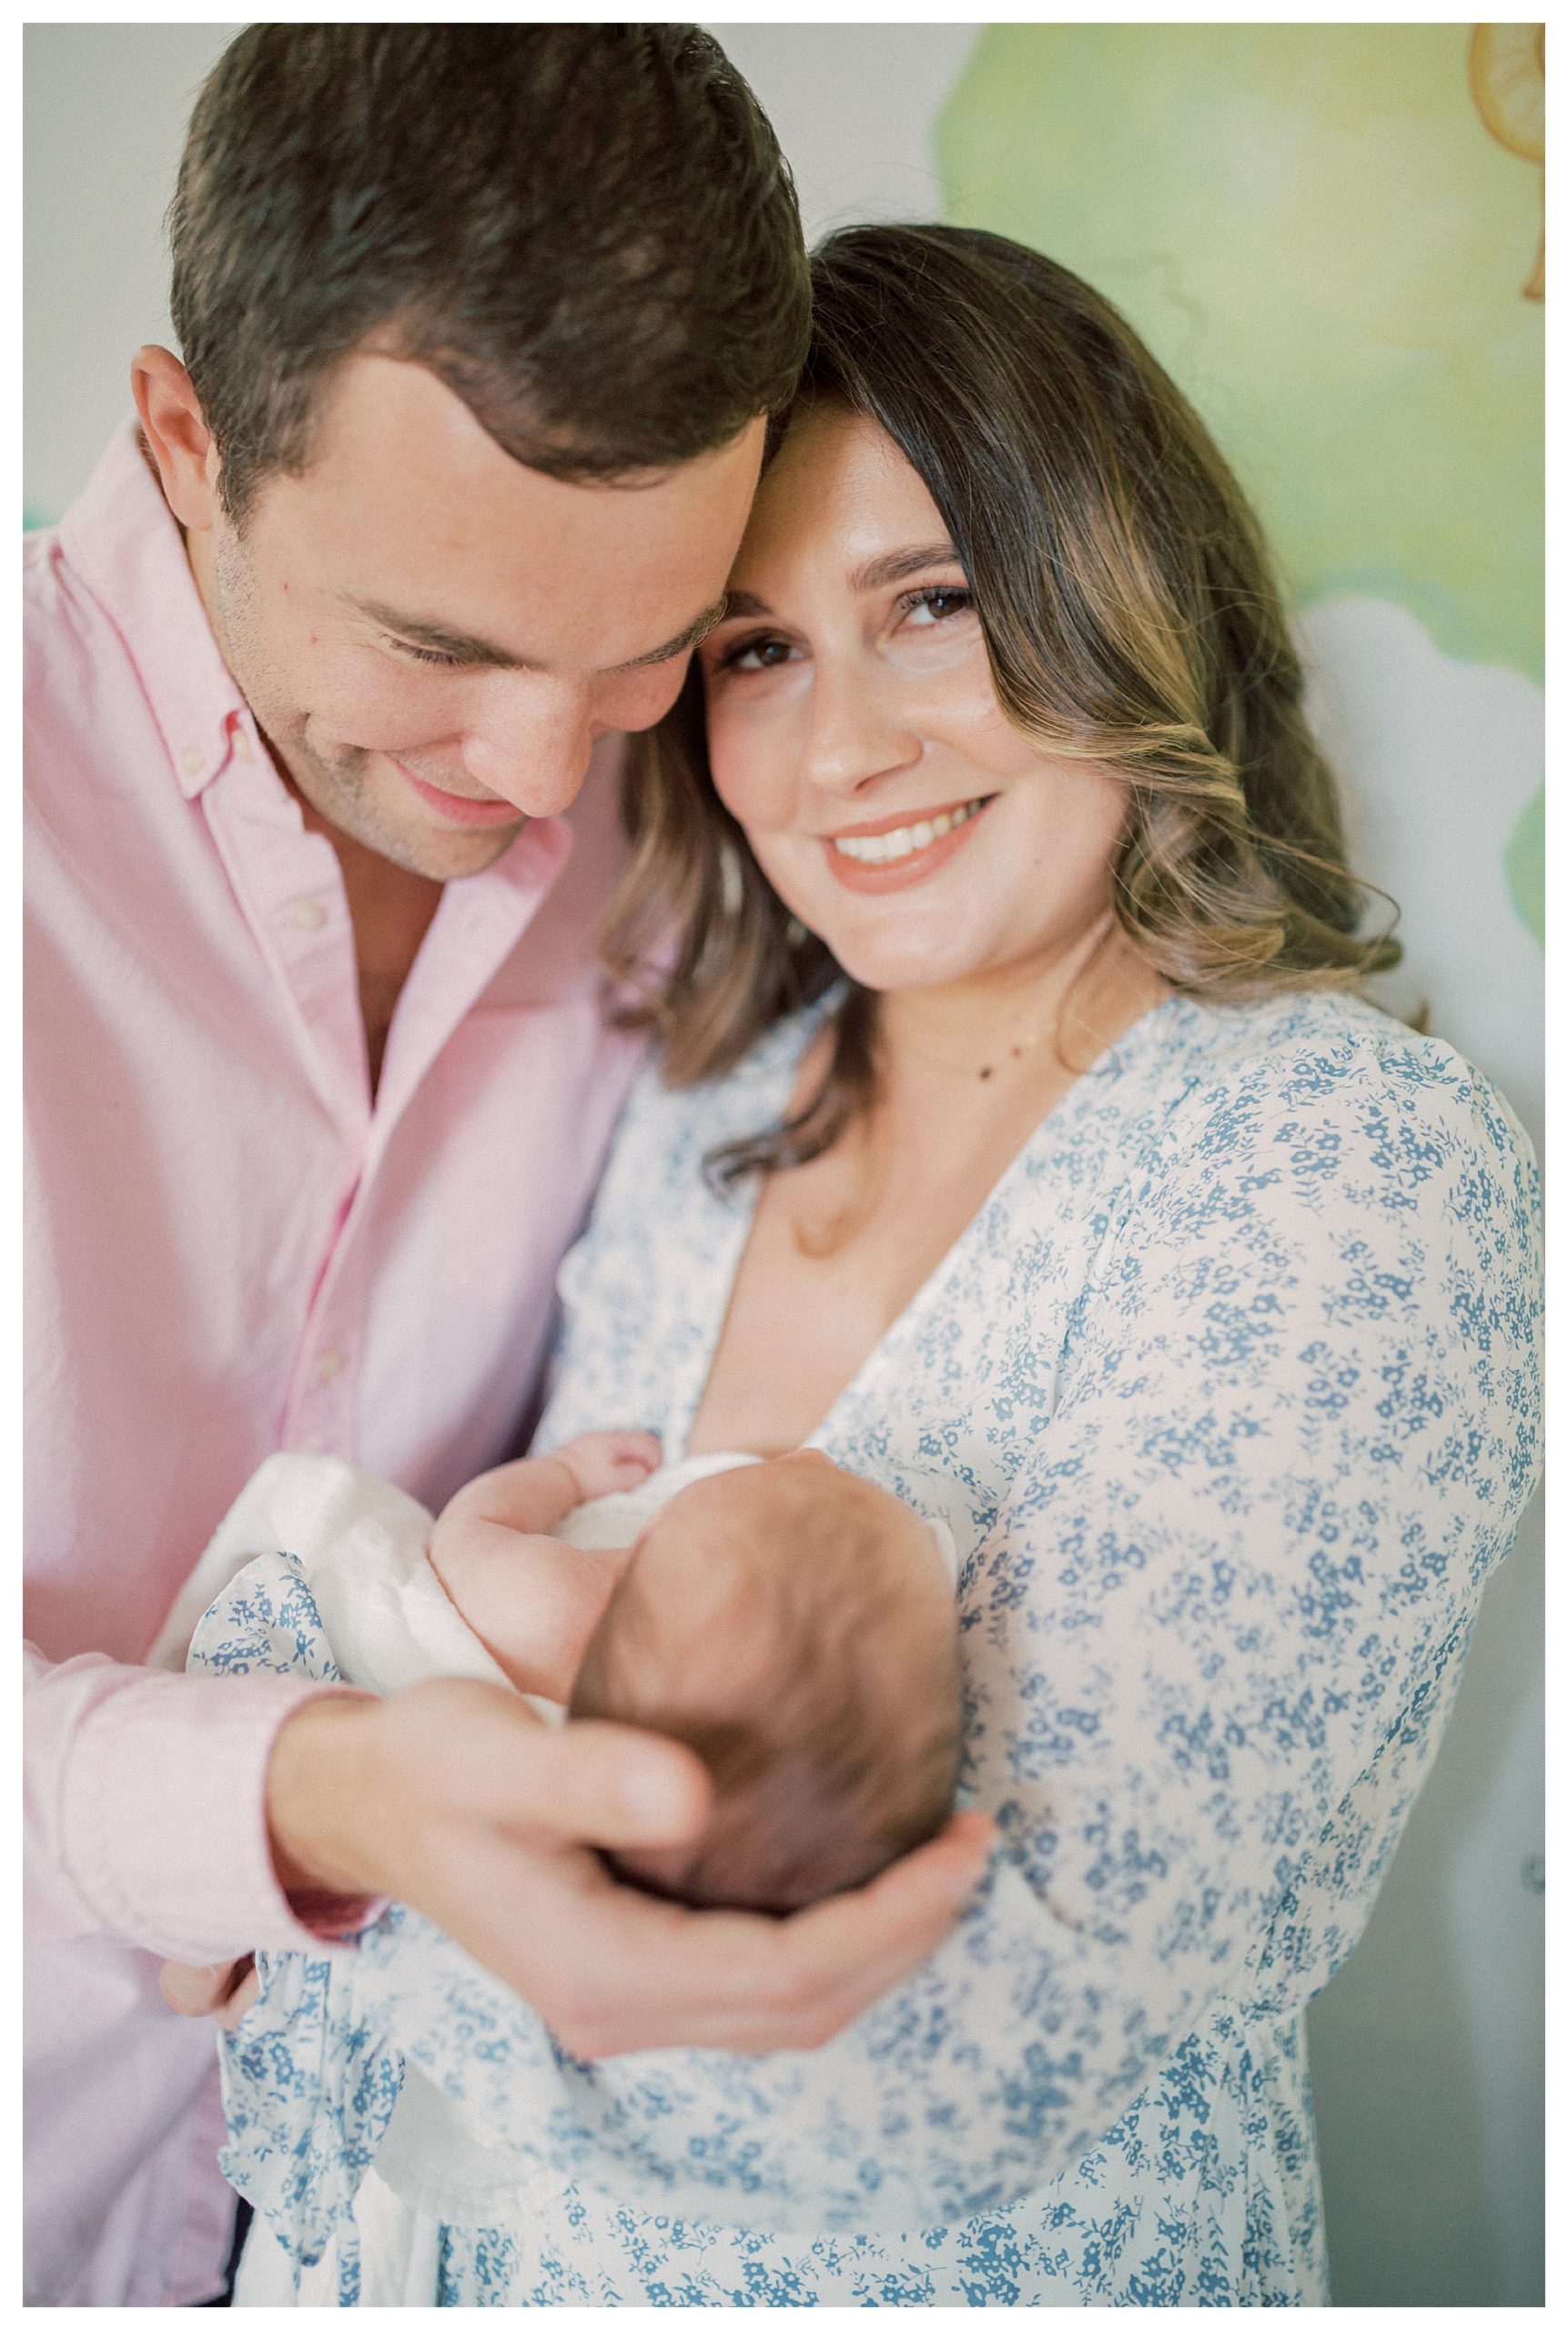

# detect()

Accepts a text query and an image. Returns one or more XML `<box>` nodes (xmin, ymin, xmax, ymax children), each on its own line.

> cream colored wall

<box><xmin>25</xmin><ymin>23</ymin><xmax>1543</xmax><ymax>2307</ymax></box>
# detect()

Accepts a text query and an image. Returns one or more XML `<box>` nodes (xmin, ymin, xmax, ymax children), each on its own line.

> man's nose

<box><xmin>460</xmin><ymin>676</ymin><xmax>596</xmax><ymax>818</ymax></box>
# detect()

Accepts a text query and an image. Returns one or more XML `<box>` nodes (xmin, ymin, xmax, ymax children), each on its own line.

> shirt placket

<box><xmin>197</xmin><ymin>714</ymin><xmax>572</xmax><ymax>1464</ymax></box>
<box><xmin>197</xmin><ymin>716</ymin><xmax>375</xmax><ymax>1452</ymax></box>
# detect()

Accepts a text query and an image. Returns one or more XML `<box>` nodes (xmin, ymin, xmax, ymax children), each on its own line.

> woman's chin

<box><xmin>813</xmin><ymin>943</ymin><xmax>956</xmax><ymax>996</ymax></box>
<box><xmin>809</xmin><ymin>922</ymin><xmax>996</xmax><ymax>996</ymax></box>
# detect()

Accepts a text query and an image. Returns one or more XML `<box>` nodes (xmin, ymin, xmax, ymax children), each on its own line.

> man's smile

<box><xmin>388</xmin><ymin>755</ymin><xmax>524</xmax><ymax>827</ymax></box>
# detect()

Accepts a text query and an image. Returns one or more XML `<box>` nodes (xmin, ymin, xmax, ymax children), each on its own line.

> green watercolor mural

<box><xmin>1507</xmin><ymin>785</ymin><xmax>1545</xmax><ymax>945</ymax></box>
<box><xmin>936</xmin><ymin>22</ymin><xmax>1543</xmax><ymax>945</ymax></box>
<box><xmin>1503</xmin><ymin>784</ymin><xmax>1545</xmax><ymax>947</ymax></box>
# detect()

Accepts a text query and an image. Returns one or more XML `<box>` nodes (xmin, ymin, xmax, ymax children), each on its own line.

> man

<box><xmin>25</xmin><ymin>27</ymin><xmax>988</xmax><ymax>2305</ymax></box>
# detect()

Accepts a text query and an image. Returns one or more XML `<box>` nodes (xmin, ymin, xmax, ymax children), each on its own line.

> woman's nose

<box><xmin>799</xmin><ymin>657</ymin><xmax>921</xmax><ymax>797</ymax></box>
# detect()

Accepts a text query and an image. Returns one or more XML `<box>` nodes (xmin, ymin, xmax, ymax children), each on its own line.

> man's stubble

<box><xmin>207</xmin><ymin>522</ymin><xmax>517</xmax><ymax>883</ymax></box>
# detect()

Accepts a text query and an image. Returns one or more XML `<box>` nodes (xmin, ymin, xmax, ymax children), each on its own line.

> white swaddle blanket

<box><xmin>147</xmin><ymin>1446</ymin><xmax>765</xmax><ymax>1691</ymax></box>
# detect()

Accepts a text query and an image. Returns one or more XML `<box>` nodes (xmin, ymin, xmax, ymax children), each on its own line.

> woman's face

<box><xmin>699</xmin><ymin>405</ymin><xmax>1130</xmax><ymax>998</ymax></box>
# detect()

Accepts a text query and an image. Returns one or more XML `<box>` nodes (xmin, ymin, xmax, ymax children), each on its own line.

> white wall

<box><xmin>25</xmin><ymin>23</ymin><xmax>1543</xmax><ymax>2308</ymax></box>
<box><xmin>22</xmin><ymin>21</ymin><xmax>981</xmax><ymax>522</ymax></box>
<box><xmin>23</xmin><ymin>23</ymin><xmax>234</xmax><ymax>524</ymax></box>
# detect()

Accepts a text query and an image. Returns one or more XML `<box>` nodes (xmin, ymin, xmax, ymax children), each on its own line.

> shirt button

<box><xmin>285</xmin><ymin>897</ymin><xmax>328</xmax><ymax>932</ymax></box>
<box><xmin>316</xmin><ymin>1349</ymin><xmax>345</xmax><ymax>1383</ymax></box>
<box><xmin>178</xmin><ymin>746</ymin><xmax>205</xmax><ymax>778</ymax></box>
<box><xmin>231</xmin><ymin>726</ymin><xmax>255</xmax><ymax>763</ymax></box>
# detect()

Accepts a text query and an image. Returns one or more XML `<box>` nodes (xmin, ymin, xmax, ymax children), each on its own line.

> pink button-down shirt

<box><xmin>24</xmin><ymin>423</ymin><xmax>645</xmax><ymax>2305</ymax></box>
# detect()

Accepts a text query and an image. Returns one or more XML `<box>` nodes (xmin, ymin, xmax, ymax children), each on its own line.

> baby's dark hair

<box><xmin>568</xmin><ymin>1464</ymin><xmax>962</xmax><ymax>1913</ymax></box>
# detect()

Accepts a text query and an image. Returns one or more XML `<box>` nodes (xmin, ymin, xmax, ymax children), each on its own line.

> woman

<box><xmin>221</xmin><ymin>226</ymin><xmax>1542</xmax><ymax>2305</ymax></box>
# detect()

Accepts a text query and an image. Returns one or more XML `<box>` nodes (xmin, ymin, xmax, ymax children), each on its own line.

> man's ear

<box><xmin>131</xmin><ymin>346</ymin><xmax>223</xmax><ymax>533</ymax></box>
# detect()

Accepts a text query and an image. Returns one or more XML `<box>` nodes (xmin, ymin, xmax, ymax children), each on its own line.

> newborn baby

<box><xmin>430</xmin><ymin>1435</ymin><xmax>963</xmax><ymax>1914</ymax></box>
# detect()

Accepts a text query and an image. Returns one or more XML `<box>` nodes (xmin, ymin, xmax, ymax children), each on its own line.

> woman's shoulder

<box><xmin>1143</xmin><ymin>988</ymin><xmax>1532</xmax><ymax>1153</ymax></box>
<box><xmin>566</xmin><ymin>1005</ymin><xmax>826</xmax><ymax>1271</ymax></box>
<box><xmin>603</xmin><ymin>1003</ymin><xmax>831</xmax><ymax>1165</ymax></box>
<box><xmin>1123</xmin><ymin>987</ymin><xmax>1539</xmax><ymax>1246</ymax></box>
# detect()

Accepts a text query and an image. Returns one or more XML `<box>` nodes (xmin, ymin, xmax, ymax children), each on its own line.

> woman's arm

<box><xmin>354</xmin><ymin>1044</ymin><xmax>1542</xmax><ymax>2231</ymax></box>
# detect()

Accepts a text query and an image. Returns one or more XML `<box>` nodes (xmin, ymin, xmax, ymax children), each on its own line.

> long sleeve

<box><xmin>25</xmin><ymin>1643</ymin><xmax>365</xmax><ymax>1962</ymax></box>
<box><xmin>339</xmin><ymin>1030</ymin><xmax>1541</xmax><ymax>2234</ymax></box>
<box><xmin>23</xmin><ymin>423</ymin><xmax>642</xmax><ymax>2305</ymax></box>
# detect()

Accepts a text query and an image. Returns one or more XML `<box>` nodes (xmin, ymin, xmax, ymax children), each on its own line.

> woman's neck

<box><xmin>685</xmin><ymin>918</ymin><xmax>1170</xmax><ymax>1455</ymax></box>
<box><xmin>870</xmin><ymin>913</ymin><xmax>1168</xmax><ymax>1103</ymax></box>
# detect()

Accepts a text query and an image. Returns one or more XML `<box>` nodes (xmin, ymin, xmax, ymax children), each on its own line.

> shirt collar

<box><xmin>57</xmin><ymin>417</ymin><xmax>255</xmax><ymax>801</ymax></box>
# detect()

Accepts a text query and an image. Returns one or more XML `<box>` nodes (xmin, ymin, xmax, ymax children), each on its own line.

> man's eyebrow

<box><xmin>342</xmin><ymin>596</ymin><xmax>532</xmax><ymax>669</ymax></box>
<box><xmin>615</xmin><ymin>596</ymin><xmax>731</xmax><ymax>670</ymax></box>
<box><xmin>343</xmin><ymin>593</ymin><xmax>731</xmax><ymax>673</ymax></box>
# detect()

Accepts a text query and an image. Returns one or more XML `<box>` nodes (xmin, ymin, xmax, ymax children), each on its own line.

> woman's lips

<box><xmin>390</xmin><ymin>757</ymin><xmax>523</xmax><ymax>828</ymax></box>
<box><xmin>818</xmin><ymin>795</ymin><xmax>996</xmax><ymax>894</ymax></box>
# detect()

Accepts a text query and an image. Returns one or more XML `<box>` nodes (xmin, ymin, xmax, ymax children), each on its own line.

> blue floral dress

<box><xmin>208</xmin><ymin>991</ymin><xmax>1542</xmax><ymax>2305</ymax></box>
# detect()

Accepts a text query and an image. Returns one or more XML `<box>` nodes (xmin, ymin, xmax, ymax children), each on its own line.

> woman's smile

<box><xmin>702</xmin><ymin>404</ymin><xmax>1129</xmax><ymax>998</ymax></box>
<box><xmin>820</xmin><ymin>792</ymin><xmax>995</xmax><ymax>890</ymax></box>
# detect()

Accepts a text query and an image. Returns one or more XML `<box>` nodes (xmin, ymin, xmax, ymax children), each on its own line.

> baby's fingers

<box><xmin>605</xmin><ymin>1430</ymin><xmax>663</xmax><ymax>1484</ymax></box>
<box><xmin>556</xmin><ymin>1428</ymin><xmax>663</xmax><ymax>1497</ymax></box>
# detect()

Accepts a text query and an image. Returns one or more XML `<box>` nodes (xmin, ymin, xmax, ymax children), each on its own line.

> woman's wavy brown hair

<box><xmin>603</xmin><ymin>224</ymin><xmax>1399</xmax><ymax>1180</ymax></box>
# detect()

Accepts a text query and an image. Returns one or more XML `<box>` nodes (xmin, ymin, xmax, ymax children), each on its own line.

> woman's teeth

<box><xmin>829</xmin><ymin>797</ymin><xmax>986</xmax><ymax>866</ymax></box>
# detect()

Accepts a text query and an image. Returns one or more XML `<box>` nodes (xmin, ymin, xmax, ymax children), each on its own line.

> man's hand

<box><xmin>265</xmin><ymin>1681</ymin><xmax>994</xmax><ymax>2058</ymax></box>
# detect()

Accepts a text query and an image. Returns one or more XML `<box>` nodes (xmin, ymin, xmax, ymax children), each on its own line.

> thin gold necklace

<box><xmin>881</xmin><ymin>923</ymin><xmax>1123</xmax><ymax>1083</ymax></box>
<box><xmin>886</xmin><ymin>1008</ymin><xmax>1066</xmax><ymax>1083</ymax></box>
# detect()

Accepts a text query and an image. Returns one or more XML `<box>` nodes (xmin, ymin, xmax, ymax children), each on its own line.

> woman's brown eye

<box><xmin>904</xmin><ymin>587</ymin><xmax>975</xmax><ymax>626</ymax></box>
<box><xmin>732</xmin><ymin>636</ymin><xmax>793</xmax><ymax>672</ymax></box>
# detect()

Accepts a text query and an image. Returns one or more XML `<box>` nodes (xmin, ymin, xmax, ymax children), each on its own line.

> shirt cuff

<box><xmin>287</xmin><ymin>1883</ymin><xmax>387</xmax><ymax>1944</ymax></box>
<box><xmin>59</xmin><ymin>1667</ymin><xmax>383</xmax><ymax>1962</ymax></box>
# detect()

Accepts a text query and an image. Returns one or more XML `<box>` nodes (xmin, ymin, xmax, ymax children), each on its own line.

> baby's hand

<box><xmin>549</xmin><ymin>1429</ymin><xmax>663</xmax><ymax>1506</ymax></box>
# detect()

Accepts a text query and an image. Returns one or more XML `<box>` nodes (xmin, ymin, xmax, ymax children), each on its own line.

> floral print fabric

<box><xmin>207</xmin><ymin>992</ymin><xmax>1542</xmax><ymax>2305</ymax></box>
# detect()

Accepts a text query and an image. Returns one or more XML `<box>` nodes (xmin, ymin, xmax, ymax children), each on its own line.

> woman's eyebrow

<box><xmin>851</xmin><ymin>542</ymin><xmax>962</xmax><ymax>593</ymax></box>
<box><xmin>718</xmin><ymin>545</ymin><xmax>961</xmax><ymax>626</ymax></box>
<box><xmin>719</xmin><ymin>588</ymin><xmax>773</xmax><ymax>620</ymax></box>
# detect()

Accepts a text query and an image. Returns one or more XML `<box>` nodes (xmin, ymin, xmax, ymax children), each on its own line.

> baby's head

<box><xmin>568</xmin><ymin>1454</ymin><xmax>962</xmax><ymax>1913</ymax></box>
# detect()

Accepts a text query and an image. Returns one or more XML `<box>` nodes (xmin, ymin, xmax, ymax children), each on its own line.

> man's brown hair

<box><xmin>167</xmin><ymin>25</ymin><xmax>809</xmax><ymax>522</ymax></box>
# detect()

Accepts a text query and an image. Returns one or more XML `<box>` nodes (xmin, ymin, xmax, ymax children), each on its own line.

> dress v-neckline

<box><xmin>673</xmin><ymin>989</ymin><xmax>1190</xmax><ymax>1463</ymax></box>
